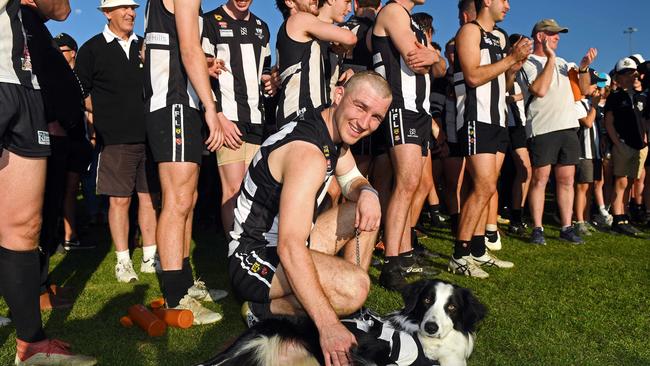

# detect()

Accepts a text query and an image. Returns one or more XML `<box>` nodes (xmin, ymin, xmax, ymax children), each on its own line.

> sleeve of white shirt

<box><xmin>575</xmin><ymin>99</ymin><xmax>590</xmax><ymax>121</ymax></box>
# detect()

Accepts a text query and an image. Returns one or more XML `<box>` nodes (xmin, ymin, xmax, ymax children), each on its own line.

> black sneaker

<box><xmin>530</xmin><ymin>227</ymin><xmax>546</xmax><ymax>245</ymax></box>
<box><xmin>612</xmin><ymin>221</ymin><xmax>640</xmax><ymax>236</ymax></box>
<box><xmin>401</xmin><ymin>262</ymin><xmax>440</xmax><ymax>277</ymax></box>
<box><xmin>559</xmin><ymin>227</ymin><xmax>584</xmax><ymax>244</ymax></box>
<box><xmin>412</xmin><ymin>240</ymin><xmax>440</xmax><ymax>260</ymax></box>
<box><xmin>429</xmin><ymin>212</ymin><xmax>447</xmax><ymax>228</ymax></box>
<box><xmin>508</xmin><ymin>222</ymin><xmax>527</xmax><ymax>235</ymax></box>
<box><xmin>379</xmin><ymin>266</ymin><xmax>408</xmax><ymax>291</ymax></box>
<box><xmin>63</xmin><ymin>238</ymin><xmax>96</xmax><ymax>251</ymax></box>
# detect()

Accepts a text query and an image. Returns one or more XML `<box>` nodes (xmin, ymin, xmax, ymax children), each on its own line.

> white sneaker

<box><xmin>140</xmin><ymin>257</ymin><xmax>156</xmax><ymax>273</ymax></box>
<box><xmin>448</xmin><ymin>256</ymin><xmax>489</xmax><ymax>279</ymax></box>
<box><xmin>174</xmin><ymin>294</ymin><xmax>223</xmax><ymax>325</ymax></box>
<box><xmin>0</xmin><ymin>316</ymin><xmax>10</xmax><ymax>327</ymax></box>
<box><xmin>187</xmin><ymin>279</ymin><xmax>228</xmax><ymax>302</ymax></box>
<box><xmin>485</xmin><ymin>232</ymin><xmax>502</xmax><ymax>251</ymax></box>
<box><xmin>470</xmin><ymin>251</ymin><xmax>514</xmax><ymax>269</ymax></box>
<box><xmin>115</xmin><ymin>259</ymin><xmax>139</xmax><ymax>283</ymax></box>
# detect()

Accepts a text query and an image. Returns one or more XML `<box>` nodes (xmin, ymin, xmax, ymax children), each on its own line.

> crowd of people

<box><xmin>1</xmin><ymin>0</ymin><xmax>648</xmax><ymax>364</ymax></box>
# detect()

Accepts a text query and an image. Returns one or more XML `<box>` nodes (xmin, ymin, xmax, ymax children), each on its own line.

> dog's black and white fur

<box><xmin>196</xmin><ymin>280</ymin><xmax>486</xmax><ymax>366</ymax></box>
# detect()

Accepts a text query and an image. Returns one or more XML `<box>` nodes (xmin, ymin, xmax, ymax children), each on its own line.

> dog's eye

<box><xmin>447</xmin><ymin>304</ymin><xmax>457</xmax><ymax>311</ymax></box>
<box><xmin>424</xmin><ymin>298</ymin><xmax>432</xmax><ymax>304</ymax></box>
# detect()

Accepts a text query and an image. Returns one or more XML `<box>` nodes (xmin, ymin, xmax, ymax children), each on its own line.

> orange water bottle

<box><xmin>127</xmin><ymin>304</ymin><xmax>167</xmax><ymax>336</ymax></box>
<box><xmin>152</xmin><ymin>308</ymin><xmax>194</xmax><ymax>329</ymax></box>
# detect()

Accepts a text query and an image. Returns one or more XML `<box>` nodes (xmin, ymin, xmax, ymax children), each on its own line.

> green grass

<box><xmin>2</xmin><ymin>219</ymin><xmax>650</xmax><ymax>365</ymax></box>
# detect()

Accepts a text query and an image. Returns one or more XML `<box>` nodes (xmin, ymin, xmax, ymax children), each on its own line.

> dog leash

<box><xmin>355</xmin><ymin>228</ymin><xmax>361</xmax><ymax>267</ymax></box>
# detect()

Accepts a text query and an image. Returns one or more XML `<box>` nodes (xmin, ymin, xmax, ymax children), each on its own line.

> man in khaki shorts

<box><xmin>605</xmin><ymin>57</ymin><xmax>648</xmax><ymax>236</ymax></box>
<box><xmin>202</xmin><ymin>0</ymin><xmax>277</xmax><ymax>236</ymax></box>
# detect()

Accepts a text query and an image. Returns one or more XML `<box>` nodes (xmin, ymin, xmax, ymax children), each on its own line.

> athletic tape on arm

<box><xmin>337</xmin><ymin>165</ymin><xmax>364</xmax><ymax>197</ymax></box>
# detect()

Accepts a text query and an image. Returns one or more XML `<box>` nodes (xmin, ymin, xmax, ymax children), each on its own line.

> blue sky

<box><xmin>47</xmin><ymin>0</ymin><xmax>649</xmax><ymax>73</ymax></box>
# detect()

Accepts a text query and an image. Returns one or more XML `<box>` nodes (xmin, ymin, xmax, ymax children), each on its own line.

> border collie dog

<box><xmin>197</xmin><ymin>280</ymin><xmax>486</xmax><ymax>366</ymax></box>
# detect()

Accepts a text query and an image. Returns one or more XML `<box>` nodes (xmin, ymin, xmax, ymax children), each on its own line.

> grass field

<box><xmin>1</xmin><ymin>216</ymin><xmax>650</xmax><ymax>365</ymax></box>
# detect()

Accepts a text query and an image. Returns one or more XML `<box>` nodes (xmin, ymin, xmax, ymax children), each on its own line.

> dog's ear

<box><xmin>459</xmin><ymin>288</ymin><xmax>487</xmax><ymax>333</ymax></box>
<box><xmin>401</xmin><ymin>280</ymin><xmax>430</xmax><ymax>315</ymax></box>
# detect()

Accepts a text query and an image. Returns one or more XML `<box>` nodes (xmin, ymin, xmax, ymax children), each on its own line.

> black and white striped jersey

<box><xmin>454</xmin><ymin>21</ymin><xmax>508</xmax><ymax>128</ymax></box>
<box><xmin>0</xmin><ymin>0</ymin><xmax>39</xmax><ymax>89</ymax></box>
<box><xmin>577</xmin><ymin>99</ymin><xmax>600</xmax><ymax>160</ymax></box>
<box><xmin>507</xmin><ymin>82</ymin><xmax>526</xmax><ymax>127</ymax></box>
<box><xmin>275</xmin><ymin>21</ymin><xmax>327</xmax><ymax>127</ymax></box>
<box><xmin>371</xmin><ymin>1</ymin><xmax>430</xmax><ymax>115</ymax></box>
<box><xmin>228</xmin><ymin>108</ymin><xmax>340</xmax><ymax>256</ymax></box>
<box><xmin>143</xmin><ymin>0</ymin><xmax>204</xmax><ymax>113</ymax></box>
<box><xmin>341</xmin><ymin>15</ymin><xmax>374</xmax><ymax>73</ymax></box>
<box><xmin>202</xmin><ymin>6</ymin><xmax>271</xmax><ymax>144</ymax></box>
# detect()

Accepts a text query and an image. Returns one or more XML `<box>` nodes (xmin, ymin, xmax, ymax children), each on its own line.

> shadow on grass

<box><xmin>45</xmin><ymin>224</ymin><xmax>111</xmax><ymax>329</ymax></box>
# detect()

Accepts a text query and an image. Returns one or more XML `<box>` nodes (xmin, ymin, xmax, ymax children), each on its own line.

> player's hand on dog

<box><xmin>217</xmin><ymin>112</ymin><xmax>243</xmax><ymax>150</ymax></box>
<box><xmin>355</xmin><ymin>187</ymin><xmax>381</xmax><ymax>232</ymax></box>
<box><xmin>204</xmin><ymin>108</ymin><xmax>225</xmax><ymax>152</ymax></box>
<box><xmin>320</xmin><ymin>322</ymin><xmax>357</xmax><ymax>366</ymax></box>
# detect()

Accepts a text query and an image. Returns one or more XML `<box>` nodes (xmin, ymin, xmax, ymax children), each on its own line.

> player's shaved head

<box><xmin>343</xmin><ymin>70</ymin><xmax>392</xmax><ymax>100</ymax></box>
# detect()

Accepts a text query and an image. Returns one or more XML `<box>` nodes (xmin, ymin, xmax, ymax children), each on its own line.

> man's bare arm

<box><xmin>277</xmin><ymin>143</ymin><xmax>339</xmax><ymax>328</ymax></box>
<box><xmin>33</xmin><ymin>0</ymin><xmax>69</xmax><ymax>20</ymax></box>
<box><xmin>174</xmin><ymin>0</ymin><xmax>223</xmax><ymax>151</ymax></box>
<box><xmin>375</xmin><ymin>3</ymin><xmax>435</xmax><ymax>74</ymax></box>
<box><xmin>287</xmin><ymin>12</ymin><xmax>356</xmax><ymax>47</ymax></box>
<box><xmin>457</xmin><ymin>24</ymin><xmax>529</xmax><ymax>88</ymax></box>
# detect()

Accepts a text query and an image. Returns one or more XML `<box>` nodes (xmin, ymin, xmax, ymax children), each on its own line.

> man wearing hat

<box><xmin>517</xmin><ymin>18</ymin><xmax>597</xmax><ymax>245</ymax></box>
<box><xmin>604</xmin><ymin>57</ymin><xmax>648</xmax><ymax>236</ymax></box>
<box><xmin>75</xmin><ymin>0</ymin><xmax>160</xmax><ymax>283</ymax></box>
<box><xmin>573</xmin><ymin>70</ymin><xmax>608</xmax><ymax>237</ymax></box>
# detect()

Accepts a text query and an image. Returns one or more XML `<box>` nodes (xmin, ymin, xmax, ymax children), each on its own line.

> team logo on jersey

<box><xmin>220</xmin><ymin>29</ymin><xmax>234</xmax><ymax>38</ymax></box>
<box><xmin>37</xmin><ymin>131</ymin><xmax>50</xmax><ymax>145</ymax></box>
<box><xmin>255</xmin><ymin>28</ymin><xmax>264</xmax><ymax>40</ymax></box>
<box><xmin>240</xmin><ymin>27</ymin><xmax>248</xmax><ymax>36</ymax></box>
<box><xmin>218</xmin><ymin>21</ymin><xmax>228</xmax><ymax>28</ymax></box>
<box><xmin>214</xmin><ymin>14</ymin><xmax>222</xmax><ymax>21</ymax></box>
<box><xmin>638</xmin><ymin>102</ymin><xmax>645</xmax><ymax>112</ymax></box>
<box><xmin>408</xmin><ymin>128</ymin><xmax>418</xmax><ymax>138</ymax></box>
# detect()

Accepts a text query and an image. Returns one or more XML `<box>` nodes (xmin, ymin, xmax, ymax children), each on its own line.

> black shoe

<box><xmin>63</xmin><ymin>238</ymin><xmax>96</xmax><ymax>251</ymax></box>
<box><xmin>379</xmin><ymin>266</ymin><xmax>408</xmax><ymax>291</ymax></box>
<box><xmin>612</xmin><ymin>221</ymin><xmax>641</xmax><ymax>236</ymax></box>
<box><xmin>401</xmin><ymin>261</ymin><xmax>440</xmax><ymax>277</ymax></box>
<box><xmin>559</xmin><ymin>227</ymin><xmax>584</xmax><ymax>244</ymax></box>
<box><xmin>412</xmin><ymin>240</ymin><xmax>440</xmax><ymax>260</ymax></box>
<box><xmin>508</xmin><ymin>222</ymin><xmax>527</xmax><ymax>235</ymax></box>
<box><xmin>429</xmin><ymin>212</ymin><xmax>447</xmax><ymax>228</ymax></box>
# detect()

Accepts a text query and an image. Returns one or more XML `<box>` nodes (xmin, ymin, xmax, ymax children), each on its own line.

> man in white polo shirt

<box><xmin>517</xmin><ymin>19</ymin><xmax>597</xmax><ymax>245</ymax></box>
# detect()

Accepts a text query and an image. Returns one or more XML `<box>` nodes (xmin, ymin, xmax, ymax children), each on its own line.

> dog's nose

<box><xmin>424</xmin><ymin>322</ymin><xmax>438</xmax><ymax>335</ymax></box>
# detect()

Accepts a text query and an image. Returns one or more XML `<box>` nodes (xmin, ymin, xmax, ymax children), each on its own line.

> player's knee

<box><xmin>341</xmin><ymin>270</ymin><xmax>370</xmax><ymax>312</ymax></box>
<box><xmin>165</xmin><ymin>192</ymin><xmax>195</xmax><ymax>216</ymax></box>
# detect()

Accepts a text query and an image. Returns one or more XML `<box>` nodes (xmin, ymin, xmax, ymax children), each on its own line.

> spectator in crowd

<box><xmin>0</xmin><ymin>0</ymin><xmax>97</xmax><ymax>363</ymax></box>
<box><xmin>626</xmin><ymin>54</ymin><xmax>648</xmax><ymax>224</ymax></box>
<box><xmin>373</xmin><ymin>0</ymin><xmax>438</xmax><ymax>290</ymax></box>
<box><xmin>143</xmin><ymin>0</ymin><xmax>225</xmax><ymax>324</ymax></box>
<box><xmin>202</xmin><ymin>0</ymin><xmax>276</xmax><ymax>237</ymax></box>
<box><xmin>573</xmin><ymin>71</ymin><xmax>606</xmax><ymax>236</ymax></box>
<box><xmin>450</xmin><ymin>0</ymin><xmax>524</xmax><ymax>278</ymax></box>
<box><xmin>75</xmin><ymin>0</ymin><xmax>160</xmax><ymax>283</ymax></box>
<box><xmin>605</xmin><ymin>57</ymin><xmax>648</xmax><ymax>236</ymax></box>
<box><xmin>591</xmin><ymin>74</ymin><xmax>614</xmax><ymax>228</ymax></box>
<box><xmin>229</xmin><ymin>72</ymin><xmax>390</xmax><ymax>364</ymax></box>
<box><xmin>53</xmin><ymin>33</ymin><xmax>95</xmax><ymax>251</ymax></box>
<box><xmin>517</xmin><ymin>19</ymin><xmax>597</xmax><ymax>245</ymax></box>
